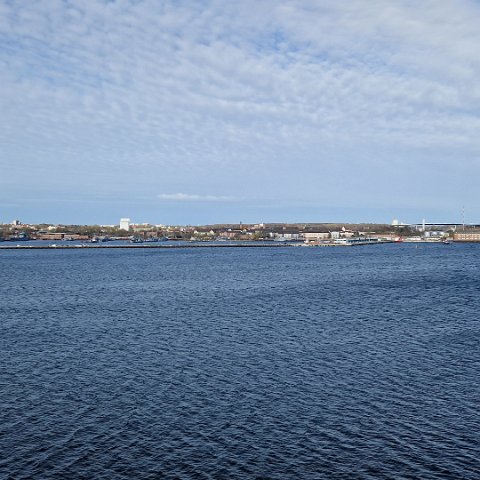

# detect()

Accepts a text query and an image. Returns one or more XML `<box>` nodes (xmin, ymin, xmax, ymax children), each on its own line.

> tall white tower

<box><xmin>120</xmin><ymin>218</ymin><xmax>130</xmax><ymax>231</ymax></box>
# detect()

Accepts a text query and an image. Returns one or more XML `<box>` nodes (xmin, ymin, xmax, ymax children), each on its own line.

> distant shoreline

<box><xmin>1</xmin><ymin>243</ymin><xmax>293</xmax><ymax>250</ymax></box>
<box><xmin>0</xmin><ymin>240</ymin><xmax>415</xmax><ymax>250</ymax></box>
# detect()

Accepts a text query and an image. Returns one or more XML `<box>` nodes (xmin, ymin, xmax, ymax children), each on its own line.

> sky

<box><xmin>1</xmin><ymin>0</ymin><xmax>480</xmax><ymax>225</ymax></box>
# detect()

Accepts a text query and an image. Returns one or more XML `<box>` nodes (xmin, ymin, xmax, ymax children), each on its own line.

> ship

<box><xmin>9</xmin><ymin>233</ymin><xmax>30</xmax><ymax>241</ymax></box>
<box><xmin>90</xmin><ymin>236</ymin><xmax>109</xmax><ymax>243</ymax></box>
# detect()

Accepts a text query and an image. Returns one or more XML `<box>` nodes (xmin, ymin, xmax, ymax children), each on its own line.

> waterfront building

<box><xmin>304</xmin><ymin>232</ymin><xmax>329</xmax><ymax>242</ymax></box>
<box><xmin>120</xmin><ymin>218</ymin><xmax>130</xmax><ymax>231</ymax></box>
<box><xmin>454</xmin><ymin>232</ymin><xmax>480</xmax><ymax>242</ymax></box>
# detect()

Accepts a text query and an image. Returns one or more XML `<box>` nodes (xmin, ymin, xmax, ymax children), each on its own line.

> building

<box><xmin>454</xmin><ymin>232</ymin><xmax>480</xmax><ymax>242</ymax></box>
<box><xmin>119</xmin><ymin>218</ymin><xmax>130</xmax><ymax>231</ymax></box>
<box><xmin>303</xmin><ymin>232</ymin><xmax>329</xmax><ymax>242</ymax></box>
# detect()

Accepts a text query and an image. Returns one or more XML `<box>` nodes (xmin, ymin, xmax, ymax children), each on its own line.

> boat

<box><xmin>91</xmin><ymin>236</ymin><xmax>109</xmax><ymax>243</ymax></box>
<box><xmin>9</xmin><ymin>233</ymin><xmax>30</xmax><ymax>241</ymax></box>
<box><xmin>130</xmin><ymin>237</ymin><xmax>144</xmax><ymax>243</ymax></box>
<box><xmin>442</xmin><ymin>239</ymin><xmax>451</xmax><ymax>245</ymax></box>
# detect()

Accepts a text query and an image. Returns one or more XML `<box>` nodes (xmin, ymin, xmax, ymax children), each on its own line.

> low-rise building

<box><xmin>454</xmin><ymin>232</ymin><xmax>480</xmax><ymax>242</ymax></box>
<box><xmin>304</xmin><ymin>232</ymin><xmax>330</xmax><ymax>242</ymax></box>
<box><xmin>273</xmin><ymin>231</ymin><xmax>303</xmax><ymax>241</ymax></box>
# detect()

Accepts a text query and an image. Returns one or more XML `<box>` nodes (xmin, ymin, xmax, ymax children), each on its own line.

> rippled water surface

<box><xmin>1</xmin><ymin>244</ymin><xmax>479</xmax><ymax>479</ymax></box>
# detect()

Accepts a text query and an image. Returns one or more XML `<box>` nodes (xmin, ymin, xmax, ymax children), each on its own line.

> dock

<box><xmin>0</xmin><ymin>243</ymin><xmax>294</xmax><ymax>250</ymax></box>
<box><xmin>0</xmin><ymin>240</ymin><xmax>394</xmax><ymax>250</ymax></box>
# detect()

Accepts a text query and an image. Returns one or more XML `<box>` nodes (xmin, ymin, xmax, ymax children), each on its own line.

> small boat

<box><xmin>91</xmin><ymin>236</ymin><xmax>109</xmax><ymax>243</ymax></box>
<box><xmin>442</xmin><ymin>239</ymin><xmax>451</xmax><ymax>245</ymax></box>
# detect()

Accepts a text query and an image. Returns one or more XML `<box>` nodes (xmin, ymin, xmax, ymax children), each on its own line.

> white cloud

<box><xmin>157</xmin><ymin>193</ymin><xmax>237</xmax><ymax>202</ymax></box>
<box><xmin>2</xmin><ymin>0</ymin><xmax>480</xmax><ymax>221</ymax></box>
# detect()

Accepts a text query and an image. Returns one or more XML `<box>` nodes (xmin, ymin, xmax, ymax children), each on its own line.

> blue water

<box><xmin>1</xmin><ymin>244</ymin><xmax>479</xmax><ymax>479</ymax></box>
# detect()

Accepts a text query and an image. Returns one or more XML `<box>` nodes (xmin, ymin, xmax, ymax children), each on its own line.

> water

<box><xmin>1</xmin><ymin>244</ymin><xmax>479</xmax><ymax>479</ymax></box>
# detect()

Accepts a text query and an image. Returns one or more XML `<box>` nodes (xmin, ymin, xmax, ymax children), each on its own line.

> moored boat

<box><xmin>9</xmin><ymin>233</ymin><xmax>30</xmax><ymax>241</ymax></box>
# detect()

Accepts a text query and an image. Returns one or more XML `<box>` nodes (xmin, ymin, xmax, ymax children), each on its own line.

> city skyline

<box><xmin>2</xmin><ymin>1</ymin><xmax>480</xmax><ymax>224</ymax></box>
<box><xmin>2</xmin><ymin>215</ymin><xmax>478</xmax><ymax>230</ymax></box>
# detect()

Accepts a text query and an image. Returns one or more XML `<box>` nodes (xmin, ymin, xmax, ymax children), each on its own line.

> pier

<box><xmin>0</xmin><ymin>243</ymin><xmax>295</xmax><ymax>250</ymax></box>
<box><xmin>0</xmin><ymin>240</ymin><xmax>395</xmax><ymax>250</ymax></box>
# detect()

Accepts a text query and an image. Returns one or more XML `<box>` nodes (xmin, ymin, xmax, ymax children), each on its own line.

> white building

<box><xmin>304</xmin><ymin>232</ymin><xmax>329</xmax><ymax>242</ymax></box>
<box><xmin>274</xmin><ymin>232</ymin><xmax>303</xmax><ymax>241</ymax></box>
<box><xmin>119</xmin><ymin>218</ymin><xmax>130</xmax><ymax>231</ymax></box>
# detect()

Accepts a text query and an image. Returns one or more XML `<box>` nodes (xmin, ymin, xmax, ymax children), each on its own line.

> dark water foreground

<box><xmin>1</xmin><ymin>244</ymin><xmax>479</xmax><ymax>479</ymax></box>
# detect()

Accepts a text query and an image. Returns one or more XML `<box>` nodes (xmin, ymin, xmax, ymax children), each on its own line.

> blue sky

<box><xmin>1</xmin><ymin>0</ymin><xmax>480</xmax><ymax>225</ymax></box>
